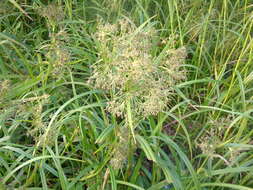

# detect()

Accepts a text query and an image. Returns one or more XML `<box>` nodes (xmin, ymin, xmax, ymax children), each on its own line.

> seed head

<box><xmin>0</xmin><ymin>80</ymin><xmax>10</xmax><ymax>94</ymax></box>
<box><xmin>110</xmin><ymin>126</ymin><xmax>129</xmax><ymax>169</ymax></box>
<box><xmin>25</xmin><ymin>95</ymin><xmax>56</xmax><ymax>147</ymax></box>
<box><xmin>196</xmin><ymin>116</ymin><xmax>232</xmax><ymax>156</ymax></box>
<box><xmin>38</xmin><ymin>3</ymin><xmax>64</xmax><ymax>23</ymax></box>
<box><xmin>44</xmin><ymin>31</ymin><xmax>71</xmax><ymax>79</ymax></box>
<box><xmin>89</xmin><ymin>19</ymin><xmax>187</xmax><ymax>118</ymax></box>
<box><xmin>0</xmin><ymin>80</ymin><xmax>10</xmax><ymax>104</ymax></box>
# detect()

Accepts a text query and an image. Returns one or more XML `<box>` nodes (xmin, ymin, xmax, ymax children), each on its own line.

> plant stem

<box><xmin>126</xmin><ymin>97</ymin><xmax>136</xmax><ymax>143</ymax></box>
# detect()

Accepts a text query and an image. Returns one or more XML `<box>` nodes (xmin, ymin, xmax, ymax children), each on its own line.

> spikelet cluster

<box><xmin>38</xmin><ymin>3</ymin><xmax>70</xmax><ymax>79</ymax></box>
<box><xmin>89</xmin><ymin>19</ymin><xmax>187</xmax><ymax>118</ymax></box>
<box><xmin>38</xmin><ymin>3</ymin><xmax>65</xmax><ymax>26</ymax></box>
<box><xmin>110</xmin><ymin>126</ymin><xmax>130</xmax><ymax>169</ymax></box>
<box><xmin>197</xmin><ymin>128</ymin><xmax>220</xmax><ymax>156</ymax></box>
<box><xmin>196</xmin><ymin>117</ymin><xmax>231</xmax><ymax>156</ymax></box>
<box><xmin>102</xmin><ymin>0</ymin><xmax>124</xmax><ymax>15</ymax></box>
<box><xmin>0</xmin><ymin>80</ymin><xmax>10</xmax><ymax>104</ymax></box>
<box><xmin>45</xmin><ymin>40</ymin><xmax>71</xmax><ymax>78</ymax></box>
<box><xmin>27</xmin><ymin>96</ymin><xmax>57</xmax><ymax>147</ymax></box>
<box><xmin>195</xmin><ymin>116</ymin><xmax>253</xmax><ymax>166</ymax></box>
<box><xmin>0</xmin><ymin>80</ymin><xmax>10</xmax><ymax>95</ymax></box>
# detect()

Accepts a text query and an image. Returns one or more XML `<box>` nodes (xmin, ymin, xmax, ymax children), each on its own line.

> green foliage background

<box><xmin>0</xmin><ymin>0</ymin><xmax>253</xmax><ymax>189</ymax></box>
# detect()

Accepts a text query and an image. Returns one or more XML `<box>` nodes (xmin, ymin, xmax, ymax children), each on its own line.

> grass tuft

<box><xmin>1</xmin><ymin>0</ymin><xmax>253</xmax><ymax>189</ymax></box>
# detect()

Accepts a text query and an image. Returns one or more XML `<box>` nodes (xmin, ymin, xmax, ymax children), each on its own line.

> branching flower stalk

<box><xmin>89</xmin><ymin>18</ymin><xmax>187</xmax><ymax>169</ymax></box>
<box><xmin>37</xmin><ymin>3</ymin><xmax>71</xmax><ymax>79</ymax></box>
<box><xmin>38</xmin><ymin>2</ymin><xmax>65</xmax><ymax>34</ymax></box>
<box><xmin>29</xmin><ymin>3</ymin><xmax>69</xmax><ymax>147</ymax></box>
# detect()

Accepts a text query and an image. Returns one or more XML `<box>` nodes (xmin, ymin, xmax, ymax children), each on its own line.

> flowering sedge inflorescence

<box><xmin>109</xmin><ymin>126</ymin><xmax>129</xmax><ymax>169</ymax></box>
<box><xmin>45</xmin><ymin>37</ymin><xmax>71</xmax><ymax>78</ymax></box>
<box><xmin>89</xmin><ymin>19</ymin><xmax>187</xmax><ymax>169</ymax></box>
<box><xmin>28</xmin><ymin>98</ymin><xmax>57</xmax><ymax>147</ymax></box>
<box><xmin>16</xmin><ymin>94</ymin><xmax>55</xmax><ymax>147</ymax></box>
<box><xmin>89</xmin><ymin>19</ymin><xmax>187</xmax><ymax>118</ymax></box>
<box><xmin>37</xmin><ymin>3</ymin><xmax>71</xmax><ymax>79</ymax></box>
<box><xmin>195</xmin><ymin>116</ymin><xmax>248</xmax><ymax>166</ymax></box>
<box><xmin>196</xmin><ymin>117</ymin><xmax>232</xmax><ymax>156</ymax></box>
<box><xmin>0</xmin><ymin>88</ymin><xmax>54</xmax><ymax>147</ymax></box>
<box><xmin>38</xmin><ymin>2</ymin><xmax>64</xmax><ymax>30</ymax></box>
<box><xmin>0</xmin><ymin>80</ymin><xmax>10</xmax><ymax>96</ymax></box>
<box><xmin>0</xmin><ymin>80</ymin><xmax>10</xmax><ymax>106</ymax></box>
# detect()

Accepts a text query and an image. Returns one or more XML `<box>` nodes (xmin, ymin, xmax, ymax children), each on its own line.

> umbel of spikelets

<box><xmin>89</xmin><ymin>18</ymin><xmax>187</xmax><ymax>119</ymax></box>
<box><xmin>89</xmin><ymin>19</ymin><xmax>187</xmax><ymax>169</ymax></box>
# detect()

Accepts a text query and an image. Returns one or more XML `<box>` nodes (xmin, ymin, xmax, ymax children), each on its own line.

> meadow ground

<box><xmin>0</xmin><ymin>0</ymin><xmax>253</xmax><ymax>189</ymax></box>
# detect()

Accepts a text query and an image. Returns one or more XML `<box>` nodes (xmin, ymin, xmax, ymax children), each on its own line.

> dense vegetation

<box><xmin>1</xmin><ymin>0</ymin><xmax>253</xmax><ymax>189</ymax></box>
